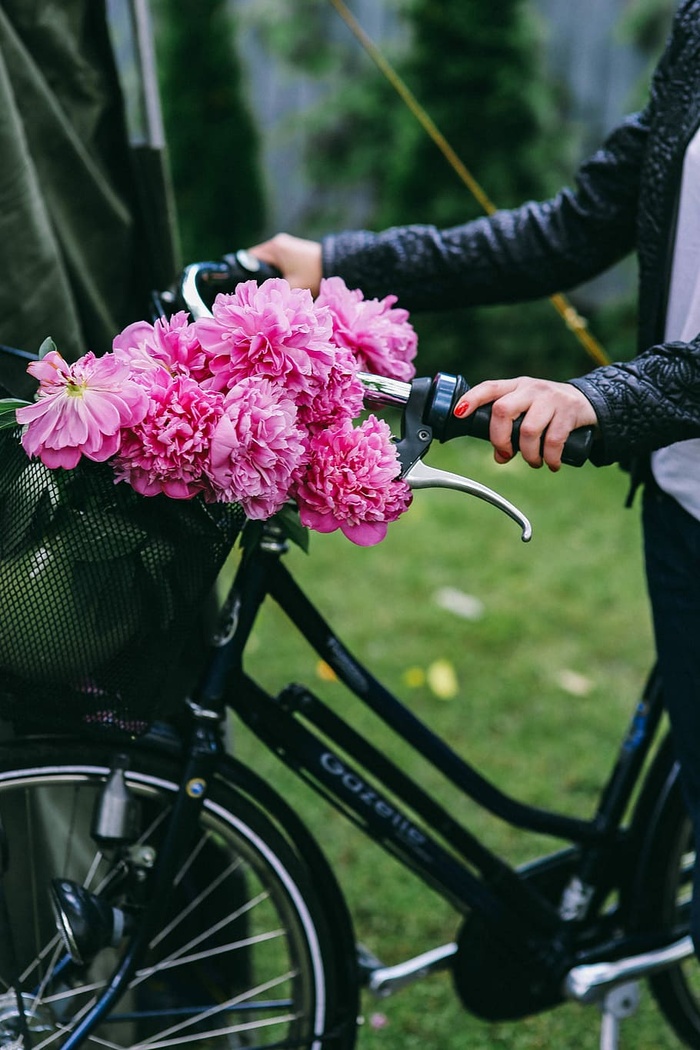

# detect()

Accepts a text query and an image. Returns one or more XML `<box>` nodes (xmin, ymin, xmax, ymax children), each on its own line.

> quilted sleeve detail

<box><xmin>569</xmin><ymin>337</ymin><xmax>700</xmax><ymax>465</ymax></box>
<box><xmin>321</xmin><ymin>111</ymin><xmax>649</xmax><ymax>312</ymax></box>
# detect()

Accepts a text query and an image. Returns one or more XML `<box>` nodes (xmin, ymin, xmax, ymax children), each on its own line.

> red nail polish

<box><xmin>454</xmin><ymin>401</ymin><xmax>469</xmax><ymax>418</ymax></box>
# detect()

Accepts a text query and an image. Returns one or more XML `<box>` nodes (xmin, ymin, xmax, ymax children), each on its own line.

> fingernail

<box><xmin>453</xmin><ymin>401</ymin><xmax>469</xmax><ymax>418</ymax></box>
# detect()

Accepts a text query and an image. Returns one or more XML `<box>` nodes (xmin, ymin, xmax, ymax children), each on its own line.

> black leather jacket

<box><xmin>322</xmin><ymin>0</ymin><xmax>700</xmax><ymax>467</ymax></box>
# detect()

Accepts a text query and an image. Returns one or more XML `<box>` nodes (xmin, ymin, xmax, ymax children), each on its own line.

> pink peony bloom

<box><xmin>113</xmin><ymin>367</ymin><xmax>224</xmax><ymax>499</ymax></box>
<box><xmin>293</xmin><ymin>414</ymin><xmax>412</xmax><ymax>546</ymax></box>
<box><xmin>317</xmin><ymin>276</ymin><xmax>417</xmax><ymax>382</ymax></box>
<box><xmin>298</xmin><ymin>342</ymin><xmax>365</xmax><ymax>432</ymax></box>
<box><xmin>20</xmin><ymin>277</ymin><xmax>419</xmax><ymax>546</ymax></box>
<box><xmin>112</xmin><ymin>320</ymin><xmax>157</xmax><ymax>365</ymax></box>
<box><xmin>17</xmin><ymin>350</ymin><xmax>149</xmax><ymax>469</ymax></box>
<box><xmin>195</xmin><ymin>279</ymin><xmax>337</xmax><ymax>402</ymax></box>
<box><xmin>114</xmin><ymin>311</ymin><xmax>209</xmax><ymax>382</ymax></box>
<box><xmin>206</xmin><ymin>377</ymin><xmax>306</xmax><ymax>519</ymax></box>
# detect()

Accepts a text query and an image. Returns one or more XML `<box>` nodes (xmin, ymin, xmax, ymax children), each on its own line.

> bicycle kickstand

<box><xmin>598</xmin><ymin>981</ymin><xmax>640</xmax><ymax>1050</ymax></box>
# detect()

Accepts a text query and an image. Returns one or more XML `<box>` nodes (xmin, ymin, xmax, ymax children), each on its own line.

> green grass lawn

<box><xmin>231</xmin><ymin>437</ymin><xmax>690</xmax><ymax>1049</ymax></box>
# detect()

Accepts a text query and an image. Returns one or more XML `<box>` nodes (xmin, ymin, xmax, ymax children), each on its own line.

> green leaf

<box><xmin>0</xmin><ymin>399</ymin><xmax>29</xmax><ymax>429</ymax></box>
<box><xmin>274</xmin><ymin>504</ymin><xmax>310</xmax><ymax>553</ymax></box>
<box><xmin>38</xmin><ymin>336</ymin><xmax>57</xmax><ymax>359</ymax></box>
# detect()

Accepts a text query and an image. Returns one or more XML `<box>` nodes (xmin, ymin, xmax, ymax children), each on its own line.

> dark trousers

<box><xmin>643</xmin><ymin>484</ymin><xmax>700</xmax><ymax>949</ymax></box>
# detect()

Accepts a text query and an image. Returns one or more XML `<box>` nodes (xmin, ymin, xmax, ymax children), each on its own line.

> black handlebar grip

<box><xmin>425</xmin><ymin>372</ymin><xmax>594</xmax><ymax>467</ymax></box>
<box><xmin>460</xmin><ymin>404</ymin><xmax>594</xmax><ymax>466</ymax></box>
<box><xmin>221</xmin><ymin>249</ymin><xmax>282</xmax><ymax>285</ymax></box>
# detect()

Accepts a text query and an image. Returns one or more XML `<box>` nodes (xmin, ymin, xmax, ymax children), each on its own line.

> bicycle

<box><xmin>0</xmin><ymin>258</ymin><xmax>694</xmax><ymax>1050</ymax></box>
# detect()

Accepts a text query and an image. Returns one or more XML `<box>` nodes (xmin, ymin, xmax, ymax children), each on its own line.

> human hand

<box><xmin>248</xmin><ymin>233</ymin><xmax>323</xmax><ymax>295</ymax></box>
<box><xmin>453</xmin><ymin>376</ymin><xmax>598</xmax><ymax>471</ymax></box>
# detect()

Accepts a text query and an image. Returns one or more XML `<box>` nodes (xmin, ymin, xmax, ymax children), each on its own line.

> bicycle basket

<box><xmin>0</xmin><ymin>429</ymin><xmax>246</xmax><ymax>735</ymax></box>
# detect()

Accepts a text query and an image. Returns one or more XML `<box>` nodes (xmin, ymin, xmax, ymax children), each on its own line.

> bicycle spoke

<box><xmin>132</xmin><ymin>969</ymin><xmax>300</xmax><ymax>1049</ymax></box>
<box><xmin>84</xmin><ymin>1034</ymin><xmax>128</xmax><ymax>1050</ymax></box>
<box><xmin>85</xmin><ymin>1036</ymin><xmax>128</xmax><ymax>1050</ymax></box>
<box><xmin>134</xmin><ymin>1011</ymin><xmax>299</xmax><ymax>1050</ymax></box>
<box><xmin>137</xmin><ymin>805</ymin><xmax>173</xmax><ymax>845</ymax></box>
<box><xmin>0</xmin><ymin>756</ymin><xmax>345</xmax><ymax>1050</ymax></box>
<box><xmin>171</xmin><ymin>829</ymin><xmax>211</xmax><ymax>889</ymax></box>
<box><xmin>32</xmin><ymin>991</ymin><xmax>102</xmax><ymax>1050</ymax></box>
<box><xmin>84</xmin><ymin>850</ymin><xmax>108</xmax><ymax>892</ymax></box>
<box><xmin>30</xmin><ymin>937</ymin><xmax>65</xmax><ymax>1007</ymax></box>
<box><xmin>136</xmin><ymin>929</ymin><xmax>285</xmax><ymax>979</ymax></box>
<box><xmin>149</xmin><ymin>852</ymin><xmax>245</xmax><ymax>951</ymax></box>
<box><xmin>40</xmin><ymin>979</ymin><xmax>107</xmax><ymax>1006</ymax></box>
<box><xmin>144</xmin><ymin>890</ymin><xmax>270</xmax><ymax>971</ymax></box>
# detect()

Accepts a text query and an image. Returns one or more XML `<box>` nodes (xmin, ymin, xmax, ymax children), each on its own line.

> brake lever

<box><xmin>393</xmin><ymin>378</ymin><xmax>532</xmax><ymax>541</ymax></box>
<box><xmin>404</xmin><ymin>459</ymin><xmax>532</xmax><ymax>542</ymax></box>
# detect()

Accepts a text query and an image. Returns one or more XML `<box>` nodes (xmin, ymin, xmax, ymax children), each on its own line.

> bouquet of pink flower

<box><xmin>9</xmin><ymin>277</ymin><xmax>417</xmax><ymax>546</ymax></box>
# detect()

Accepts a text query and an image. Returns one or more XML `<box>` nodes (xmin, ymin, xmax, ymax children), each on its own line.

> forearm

<box><xmin>570</xmin><ymin>338</ymin><xmax>700</xmax><ymax>465</ymax></box>
<box><xmin>322</xmin><ymin>115</ymin><xmax>647</xmax><ymax>312</ymax></box>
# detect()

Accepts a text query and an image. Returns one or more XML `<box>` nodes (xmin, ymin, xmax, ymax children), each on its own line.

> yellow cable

<box><xmin>327</xmin><ymin>0</ymin><xmax>610</xmax><ymax>367</ymax></box>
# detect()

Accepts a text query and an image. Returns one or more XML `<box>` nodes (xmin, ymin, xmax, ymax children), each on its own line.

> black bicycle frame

<box><xmin>50</xmin><ymin>522</ymin><xmax>668</xmax><ymax>1049</ymax></box>
<box><xmin>210</xmin><ymin>527</ymin><xmax>666</xmax><ymax>955</ymax></box>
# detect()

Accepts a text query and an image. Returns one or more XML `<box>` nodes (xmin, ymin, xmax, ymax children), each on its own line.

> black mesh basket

<box><xmin>0</xmin><ymin>429</ymin><xmax>246</xmax><ymax>736</ymax></box>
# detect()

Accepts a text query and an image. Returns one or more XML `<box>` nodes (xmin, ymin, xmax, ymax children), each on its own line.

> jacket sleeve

<box><xmin>570</xmin><ymin>335</ymin><xmax>700</xmax><ymax>465</ymax></box>
<box><xmin>321</xmin><ymin>111</ymin><xmax>649</xmax><ymax>312</ymax></box>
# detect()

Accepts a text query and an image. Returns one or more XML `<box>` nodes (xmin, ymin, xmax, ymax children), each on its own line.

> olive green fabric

<box><xmin>0</xmin><ymin>0</ymin><xmax>179</xmax><ymax>369</ymax></box>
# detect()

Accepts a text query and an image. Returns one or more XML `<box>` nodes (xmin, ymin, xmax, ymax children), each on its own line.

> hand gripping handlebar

<box><xmin>424</xmin><ymin>372</ymin><xmax>594</xmax><ymax>468</ymax></box>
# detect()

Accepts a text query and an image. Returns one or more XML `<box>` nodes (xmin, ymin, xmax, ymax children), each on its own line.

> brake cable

<box><xmin>327</xmin><ymin>0</ymin><xmax>611</xmax><ymax>368</ymax></box>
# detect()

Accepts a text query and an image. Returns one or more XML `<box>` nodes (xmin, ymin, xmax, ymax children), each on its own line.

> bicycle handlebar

<box><xmin>427</xmin><ymin>373</ymin><xmax>594</xmax><ymax>467</ymax></box>
<box><xmin>361</xmin><ymin>372</ymin><xmax>593</xmax><ymax>468</ymax></box>
<box><xmin>176</xmin><ymin>259</ymin><xmax>597</xmax><ymax>541</ymax></box>
<box><xmin>179</xmin><ymin>260</ymin><xmax>594</xmax><ymax>468</ymax></box>
<box><xmin>180</xmin><ymin>252</ymin><xmax>282</xmax><ymax>312</ymax></box>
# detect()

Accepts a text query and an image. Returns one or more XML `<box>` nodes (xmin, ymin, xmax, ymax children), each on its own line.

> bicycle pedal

<box><xmin>360</xmin><ymin>943</ymin><xmax>458</xmax><ymax>997</ymax></box>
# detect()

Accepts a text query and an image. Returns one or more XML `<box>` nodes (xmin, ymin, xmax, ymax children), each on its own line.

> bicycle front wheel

<box><xmin>0</xmin><ymin>737</ymin><xmax>358</xmax><ymax>1050</ymax></box>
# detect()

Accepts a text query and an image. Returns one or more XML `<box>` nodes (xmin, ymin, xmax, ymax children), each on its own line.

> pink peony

<box><xmin>298</xmin><ymin>342</ymin><xmax>366</xmax><ymax>432</ymax></box>
<box><xmin>317</xmin><ymin>276</ymin><xmax>417</xmax><ymax>382</ymax></box>
<box><xmin>113</xmin><ymin>366</ymin><xmax>224</xmax><ymax>499</ymax></box>
<box><xmin>195</xmin><ymin>279</ymin><xmax>337</xmax><ymax>402</ymax></box>
<box><xmin>293</xmin><ymin>414</ymin><xmax>412</xmax><ymax>545</ymax></box>
<box><xmin>17</xmin><ymin>349</ymin><xmax>148</xmax><ymax>469</ymax></box>
<box><xmin>206</xmin><ymin>377</ymin><xmax>306</xmax><ymax>519</ymax></box>
<box><xmin>18</xmin><ymin>274</ymin><xmax>421</xmax><ymax>546</ymax></box>
<box><xmin>113</xmin><ymin>311</ymin><xmax>209</xmax><ymax>382</ymax></box>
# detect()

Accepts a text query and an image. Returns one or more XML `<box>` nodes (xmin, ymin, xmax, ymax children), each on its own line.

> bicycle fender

<box><xmin>215</xmin><ymin>751</ymin><xmax>360</xmax><ymax>992</ymax></box>
<box><xmin>625</xmin><ymin>731</ymin><xmax>683</xmax><ymax>929</ymax></box>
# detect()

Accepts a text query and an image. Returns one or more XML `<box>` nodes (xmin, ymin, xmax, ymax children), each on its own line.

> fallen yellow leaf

<box><xmin>554</xmin><ymin>669</ymin><xmax>593</xmax><ymax>697</ymax></box>
<box><xmin>402</xmin><ymin>666</ymin><xmax>425</xmax><ymax>688</ymax></box>
<box><xmin>316</xmin><ymin>660</ymin><xmax>338</xmax><ymax>682</ymax></box>
<box><xmin>426</xmin><ymin>659</ymin><xmax>458</xmax><ymax>700</ymax></box>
